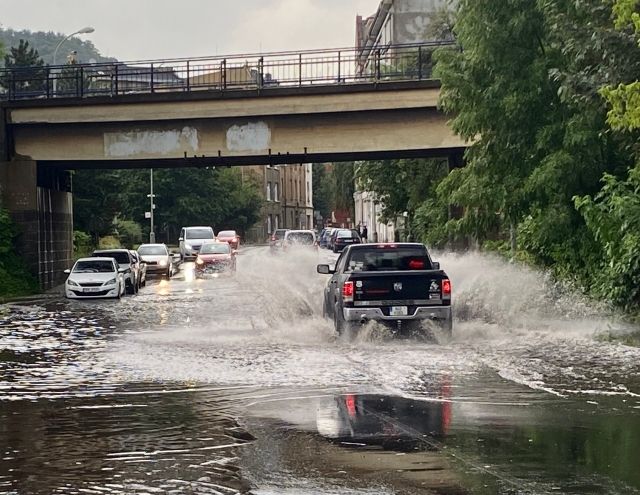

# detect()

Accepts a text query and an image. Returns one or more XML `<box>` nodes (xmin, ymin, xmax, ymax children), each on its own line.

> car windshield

<box><xmin>287</xmin><ymin>232</ymin><xmax>314</xmax><ymax>245</ymax></box>
<box><xmin>337</xmin><ymin>230</ymin><xmax>356</xmax><ymax>238</ymax></box>
<box><xmin>217</xmin><ymin>231</ymin><xmax>236</xmax><ymax>238</ymax></box>
<box><xmin>200</xmin><ymin>243</ymin><xmax>231</xmax><ymax>254</ymax></box>
<box><xmin>186</xmin><ymin>228</ymin><xmax>214</xmax><ymax>239</ymax></box>
<box><xmin>345</xmin><ymin>247</ymin><xmax>432</xmax><ymax>272</ymax></box>
<box><xmin>94</xmin><ymin>251</ymin><xmax>130</xmax><ymax>265</ymax></box>
<box><xmin>73</xmin><ymin>260</ymin><xmax>115</xmax><ymax>273</ymax></box>
<box><xmin>138</xmin><ymin>246</ymin><xmax>167</xmax><ymax>256</ymax></box>
<box><xmin>274</xmin><ymin>230</ymin><xmax>287</xmax><ymax>239</ymax></box>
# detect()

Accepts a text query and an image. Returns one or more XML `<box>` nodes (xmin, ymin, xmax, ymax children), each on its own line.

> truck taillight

<box><xmin>342</xmin><ymin>281</ymin><xmax>354</xmax><ymax>302</ymax></box>
<box><xmin>442</xmin><ymin>279</ymin><xmax>451</xmax><ymax>296</ymax></box>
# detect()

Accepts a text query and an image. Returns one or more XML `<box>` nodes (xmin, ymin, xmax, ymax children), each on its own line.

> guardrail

<box><xmin>0</xmin><ymin>42</ymin><xmax>455</xmax><ymax>101</ymax></box>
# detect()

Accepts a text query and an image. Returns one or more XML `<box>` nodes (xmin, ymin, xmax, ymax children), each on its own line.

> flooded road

<box><xmin>2</xmin><ymin>247</ymin><xmax>640</xmax><ymax>494</ymax></box>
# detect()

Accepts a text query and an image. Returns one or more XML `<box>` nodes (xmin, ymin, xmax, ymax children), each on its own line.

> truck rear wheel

<box><xmin>334</xmin><ymin>304</ymin><xmax>353</xmax><ymax>339</ymax></box>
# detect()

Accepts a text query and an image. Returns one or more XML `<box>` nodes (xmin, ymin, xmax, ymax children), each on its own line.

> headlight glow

<box><xmin>67</xmin><ymin>279</ymin><xmax>79</xmax><ymax>287</ymax></box>
<box><xmin>159</xmin><ymin>259</ymin><xmax>168</xmax><ymax>267</ymax></box>
<box><xmin>104</xmin><ymin>278</ymin><xmax>116</xmax><ymax>285</ymax></box>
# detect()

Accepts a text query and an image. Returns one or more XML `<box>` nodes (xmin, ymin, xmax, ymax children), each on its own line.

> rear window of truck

<box><xmin>345</xmin><ymin>247</ymin><xmax>432</xmax><ymax>272</ymax></box>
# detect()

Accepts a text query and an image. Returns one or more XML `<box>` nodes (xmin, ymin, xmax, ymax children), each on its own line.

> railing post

<box><xmin>418</xmin><ymin>45</ymin><xmax>423</xmax><ymax>80</ymax></box>
<box><xmin>9</xmin><ymin>71</ymin><xmax>15</xmax><ymax>100</ymax></box>
<box><xmin>45</xmin><ymin>68</ymin><xmax>51</xmax><ymax>98</ymax></box>
<box><xmin>150</xmin><ymin>63</ymin><xmax>155</xmax><ymax>93</ymax></box>
<box><xmin>186</xmin><ymin>60</ymin><xmax>190</xmax><ymax>92</ymax></box>
<box><xmin>78</xmin><ymin>66</ymin><xmax>84</xmax><ymax>97</ymax></box>
<box><xmin>222</xmin><ymin>59</ymin><xmax>227</xmax><ymax>89</ymax></box>
<box><xmin>114</xmin><ymin>64</ymin><xmax>119</xmax><ymax>95</ymax></box>
<box><xmin>258</xmin><ymin>57</ymin><xmax>264</xmax><ymax>88</ymax></box>
<box><xmin>298</xmin><ymin>53</ymin><xmax>302</xmax><ymax>86</ymax></box>
<box><xmin>337</xmin><ymin>51</ymin><xmax>341</xmax><ymax>83</ymax></box>
<box><xmin>375</xmin><ymin>49</ymin><xmax>381</xmax><ymax>81</ymax></box>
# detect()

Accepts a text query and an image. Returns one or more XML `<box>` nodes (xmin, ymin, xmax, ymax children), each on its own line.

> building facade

<box><xmin>355</xmin><ymin>0</ymin><xmax>453</xmax><ymax>76</ymax></box>
<box><xmin>281</xmin><ymin>164</ymin><xmax>314</xmax><ymax>231</ymax></box>
<box><xmin>353</xmin><ymin>0</ymin><xmax>450</xmax><ymax>240</ymax></box>
<box><xmin>244</xmin><ymin>163</ymin><xmax>314</xmax><ymax>243</ymax></box>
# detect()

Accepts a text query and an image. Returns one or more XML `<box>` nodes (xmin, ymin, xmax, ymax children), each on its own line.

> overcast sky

<box><xmin>0</xmin><ymin>0</ymin><xmax>381</xmax><ymax>61</ymax></box>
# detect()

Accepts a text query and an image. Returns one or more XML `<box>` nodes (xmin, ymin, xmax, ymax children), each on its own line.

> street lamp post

<box><xmin>147</xmin><ymin>169</ymin><xmax>156</xmax><ymax>243</ymax></box>
<box><xmin>52</xmin><ymin>26</ymin><xmax>95</xmax><ymax>95</ymax></box>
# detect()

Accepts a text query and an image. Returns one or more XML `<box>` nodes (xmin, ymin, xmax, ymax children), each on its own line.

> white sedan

<box><xmin>64</xmin><ymin>257</ymin><xmax>125</xmax><ymax>299</ymax></box>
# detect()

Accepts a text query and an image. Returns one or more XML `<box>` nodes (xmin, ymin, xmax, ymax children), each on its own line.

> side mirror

<box><xmin>118</xmin><ymin>267</ymin><xmax>128</xmax><ymax>273</ymax></box>
<box><xmin>64</xmin><ymin>269</ymin><xmax>71</xmax><ymax>274</ymax></box>
<box><xmin>432</xmin><ymin>261</ymin><xmax>440</xmax><ymax>270</ymax></box>
<box><xmin>317</xmin><ymin>264</ymin><xmax>334</xmax><ymax>275</ymax></box>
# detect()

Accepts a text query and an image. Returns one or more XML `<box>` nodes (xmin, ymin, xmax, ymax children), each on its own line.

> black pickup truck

<box><xmin>317</xmin><ymin>243</ymin><xmax>452</xmax><ymax>338</ymax></box>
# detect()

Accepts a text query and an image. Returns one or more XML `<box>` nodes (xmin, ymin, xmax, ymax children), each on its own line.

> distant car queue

<box><xmin>65</xmin><ymin>226</ymin><xmax>241</xmax><ymax>299</ymax></box>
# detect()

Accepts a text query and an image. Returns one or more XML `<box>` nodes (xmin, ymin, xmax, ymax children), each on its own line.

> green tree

<box><xmin>0</xmin><ymin>209</ymin><xmax>38</xmax><ymax>298</ymax></box>
<box><xmin>312</xmin><ymin>163</ymin><xmax>335</xmax><ymax>221</ymax></box>
<box><xmin>333</xmin><ymin>162</ymin><xmax>355</xmax><ymax>216</ymax></box>
<box><xmin>0</xmin><ymin>39</ymin><xmax>47</xmax><ymax>94</ymax></box>
<box><xmin>434</xmin><ymin>0</ymin><xmax>555</xmax><ymax>249</ymax></box>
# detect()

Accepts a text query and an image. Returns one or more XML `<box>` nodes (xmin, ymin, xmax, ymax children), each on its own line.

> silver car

<box><xmin>179</xmin><ymin>226</ymin><xmax>215</xmax><ymax>260</ymax></box>
<box><xmin>138</xmin><ymin>243</ymin><xmax>174</xmax><ymax>278</ymax></box>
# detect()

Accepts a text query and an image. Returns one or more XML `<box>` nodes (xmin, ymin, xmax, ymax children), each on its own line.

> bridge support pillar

<box><xmin>0</xmin><ymin>160</ymin><xmax>73</xmax><ymax>290</ymax></box>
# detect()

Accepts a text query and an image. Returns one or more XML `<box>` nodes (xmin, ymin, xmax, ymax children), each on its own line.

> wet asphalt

<box><xmin>1</xmin><ymin>247</ymin><xmax>640</xmax><ymax>494</ymax></box>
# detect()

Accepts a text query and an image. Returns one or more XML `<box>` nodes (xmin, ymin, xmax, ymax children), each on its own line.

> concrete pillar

<box><xmin>0</xmin><ymin>160</ymin><xmax>73</xmax><ymax>290</ymax></box>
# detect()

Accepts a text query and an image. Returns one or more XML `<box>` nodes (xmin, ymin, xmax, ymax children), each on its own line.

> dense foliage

<box><xmin>0</xmin><ymin>209</ymin><xmax>38</xmax><ymax>298</ymax></box>
<box><xmin>0</xmin><ymin>28</ymin><xmax>114</xmax><ymax>65</ymax></box>
<box><xmin>73</xmin><ymin>167</ymin><xmax>264</xmax><ymax>247</ymax></box>
<box><xmin>356</xmin><ymin>0</ymin><xmax>640</xmax><ymax>310</ymax></box>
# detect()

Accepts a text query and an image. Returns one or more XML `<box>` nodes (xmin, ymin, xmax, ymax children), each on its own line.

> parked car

<box><xmin>318</xmin><ymin>228</ymin><xmax>335</xmax><ymax>249</ymax></box>
<box><xmin>137</xmin><ymin>243</ymin><xmax>175</xmax><ymax>278</ymax></box>
<box><xmin>317</xmin><ymin>243</ymin><xmax>452</xmax><ymax>339</ymax></box>
<box><xmin>195</xmin><ymin>241</ymin><xmax>237</xmax><ymax>277</ymax></box>
<box><xmin>269</xmin><ymin>228</ymin><xmax>289</xmax><ymax>254</ymax></box>
<box><xmin>129</xmin><ymin>250</ymin><xmax>146</xmax><ymax>288</ymax></box>
<box><xmin>92</xmin><ymin>249</ymin><xmax>139</xmax><ymax>294</ymax></box>
<box><xmin>283</xmin><ymin>230</ymin><xmax>317</xmax><ymax>252</ymax></box>
<box><xmin>216</xmin><ymin>230</ymin><xmax>240</xmax><ymax>250</ymax></box>
<box><xmin>179</xmin><ymin>226</ymin><xmax>215</xmax><ymax>260</ymax></box>
<box><xmin>330</xmin><ymin>229</ymin><xmax>362</xmax><ymax>253</ymax></box>
<box><xmin>64</xmin><ymin>257</ymin><xmax>125</xmax><ymax>300</ymax></box>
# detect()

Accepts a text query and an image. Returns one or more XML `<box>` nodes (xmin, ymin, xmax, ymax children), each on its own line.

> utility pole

<box><xmin>147</xmin><ymin>168</ymin><xmax>156</xmax><ymax>243</ymax></box>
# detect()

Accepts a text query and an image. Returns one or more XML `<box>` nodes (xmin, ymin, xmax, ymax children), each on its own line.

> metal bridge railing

<box><xmin>0</xmin><ymin>42</ymin><xmax>455</xmax><ymax>101</ymax></box>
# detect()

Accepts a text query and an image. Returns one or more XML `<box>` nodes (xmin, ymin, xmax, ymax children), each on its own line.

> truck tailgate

<box><xmin>347</xmin><ymin>270</ymin><xmax>449</xmax><ymax>307</ymax></box>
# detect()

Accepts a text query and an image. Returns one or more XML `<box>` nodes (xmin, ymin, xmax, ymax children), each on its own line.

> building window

<box><xmin>266</xmin><ymin>182</ymin><xmax>272</xmax><ymax>201</ymax></box>
<box><xmin>267</xmin><ymin>214</ymin><xmax>272</xmax><ymax>234</ymax></box>
<box><xmin>274</xmin><ymin>182</ymin><xmax>279</xmax><ymax>202</ymax></box>
<box><xmin>275</xmin><ymin>214</ymin><xmax>280</xmax><ymax>230</ymax></box>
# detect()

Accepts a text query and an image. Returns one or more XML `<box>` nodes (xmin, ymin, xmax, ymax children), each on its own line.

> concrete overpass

<box><xmin>0</xmin><ymin>44</ymin><xmax>465</xmax><ymax>289</ymax></box>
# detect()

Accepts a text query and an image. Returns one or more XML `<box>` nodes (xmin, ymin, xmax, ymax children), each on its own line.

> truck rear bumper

<box><xmin>343</xmin><ymin>306</ymin><xmax>451</xmax><ymax>323</ymax></box>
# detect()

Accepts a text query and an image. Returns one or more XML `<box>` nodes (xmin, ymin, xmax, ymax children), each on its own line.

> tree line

<box><xmin>356</xmin><ymin>0</ymin><xmax>640</xmax><ymax>311</ymax></box>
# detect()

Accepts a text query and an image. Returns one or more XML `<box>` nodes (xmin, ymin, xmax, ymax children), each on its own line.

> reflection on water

<box><xmin>317</xmin><ymin>392</ymin><xmax>451</xmax><ymax>451</ymax></box>
<box><xmin>0</xmin><ymin>384</ymin><xmax>251</xmax><ymax>495</ymax></box>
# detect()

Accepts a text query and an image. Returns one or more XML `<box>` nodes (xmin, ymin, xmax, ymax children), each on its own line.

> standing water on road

<box><xmin>2</xmin><ymin>247</ymin><xmax>640</xmax><ymax>494</ymax></box>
